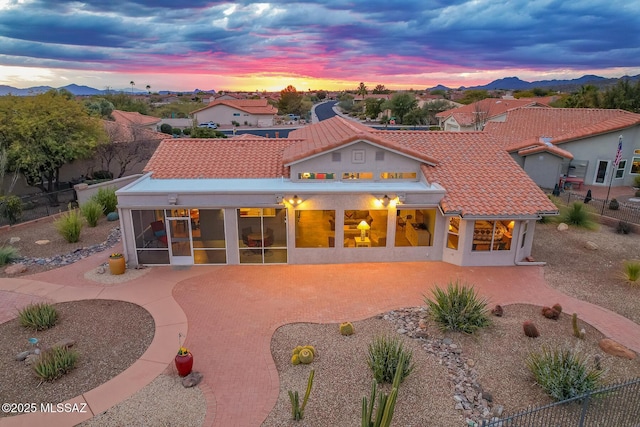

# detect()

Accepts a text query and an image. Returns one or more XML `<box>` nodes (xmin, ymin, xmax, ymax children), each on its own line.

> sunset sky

<box><xmin>1</xmin><ymin>0</ymin><xmax>639</xmax><ymax>92</ymax></box>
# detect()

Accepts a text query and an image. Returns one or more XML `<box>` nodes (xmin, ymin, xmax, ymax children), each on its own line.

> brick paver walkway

<box><xmin>1</xmin><ymin>254</ymin><xmax>640</xmax><ymax>427</ymax></box>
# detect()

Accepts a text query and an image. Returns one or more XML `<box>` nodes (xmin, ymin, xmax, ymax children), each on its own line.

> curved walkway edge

<box><xmin>0</xmin><ymin>264</ymin><xmax>189</xmax><ymax>427</ymax></box>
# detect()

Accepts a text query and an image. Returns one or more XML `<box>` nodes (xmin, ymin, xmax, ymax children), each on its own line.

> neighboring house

<box><xmin>191</xmin><ymin>99</ymin><xmax>278</xmax><ymax>127</ymax></box>
<box><xmin>436</xmin><ymin>98</ymin><xmax>549</xmax><ymax>131</ymax></box>
<box><xmin>484</xmin><ymin>108</ymin><xmax>640</xmax><ymax>190</ymax></box>
<box><xmin>111</xmin><ymin>110</ymin><xmax>161</xmax><ymax>131</ymax></box>
<box><xmin>115</xmin><ymin>116</ymin><xmax>556</xmax><ymax>268</ymax></box>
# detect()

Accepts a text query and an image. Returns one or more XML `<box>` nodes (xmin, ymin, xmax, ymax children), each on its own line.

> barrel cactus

<box><xmin>298</xmin><ymin>348</ymin><xmax>314</xmax><ymax>364</ymax></box>
<box><xmin>302</xmin><ymin>345</ymin><xmax>316</xmax><ymax>356</ymax></box>
<box><xmin>291</xmin><ymin>354</ymin><xmax>301</xmax><ymax>365</ymax></box>
<box><xmin>339</xmin><ymin>322</ymin><xmax>354</xmax><ymax>336</ymax></box>
<box><xmin>292</xmin><ymin>346</ymin><xmax>304</xmax><ymax>356</ymax></box>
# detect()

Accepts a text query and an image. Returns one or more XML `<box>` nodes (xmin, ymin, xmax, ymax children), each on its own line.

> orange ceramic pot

<box><xmin>109</xmin><ymin>256</ymin><xmax>126</xmax><ymax>275</ymax></box>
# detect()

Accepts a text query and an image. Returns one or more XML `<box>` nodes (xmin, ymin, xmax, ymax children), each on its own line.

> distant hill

<box><xmin>427</xmin><ymin>74</ymin><xmax>640</xmax><ymax>93</ymax></box>
<box><xmin>0</xmin><ymin>85</ymin><xmax>217</xmax><ymax>96</ymax></box>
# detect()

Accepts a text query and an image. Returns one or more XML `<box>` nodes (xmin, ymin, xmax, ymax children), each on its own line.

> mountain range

<box><xmin>1</xmin><ymin>74</ymin><xmax>639</xmax><ymax>96</ymax></box>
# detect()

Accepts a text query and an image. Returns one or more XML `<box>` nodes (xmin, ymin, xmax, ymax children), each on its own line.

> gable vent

<box><xmin>332</xmin><ymin>152</ymin><xmax>341</xmax><ymax>162</ymax></box>
<box><xmin>375</xmin><ymin>151</ymin><xmax>385</xmax><ymax>161</ymax></box>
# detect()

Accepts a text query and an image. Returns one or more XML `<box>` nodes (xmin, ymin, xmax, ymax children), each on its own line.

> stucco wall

<box><xmin>523</xmin><ymin>153</ymin><xmax>563</xmax><ymax>189</ymax></box>
<box><xmin>194</xmin><ymin>104</ymin><xmax>274</xmax><ymax>126</ymax></box>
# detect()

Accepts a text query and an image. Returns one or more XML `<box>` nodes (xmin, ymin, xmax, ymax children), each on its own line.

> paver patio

<box><xmin>1</xmin><ymin>250</ymin><xmax>640</xmax><ymax>427</ymax></box>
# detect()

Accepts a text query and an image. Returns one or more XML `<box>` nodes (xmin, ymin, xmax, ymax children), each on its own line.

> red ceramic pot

<box><xmin>175</xmin><ymin>353</ymin><xmax>193</xmax><ymax>376</ymax></box>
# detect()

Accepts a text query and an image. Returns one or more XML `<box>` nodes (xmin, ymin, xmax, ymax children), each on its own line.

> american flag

<box><xmin>614</xmin><ymin>136</ymin><xmax>623</xmax><ymax>167</ymax></box>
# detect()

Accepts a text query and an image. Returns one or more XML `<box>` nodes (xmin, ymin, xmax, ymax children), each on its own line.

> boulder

<box><xmin>9</xmin><ymin>237</ymin><xmax>20</xmax><ymax>244</ymax></box>
<box><xmin>4</xmin><ymin>263</ymin><xmax>27</xmax><ymax>275</ymax></box>
<box><xmin>599</xmin><ymin>338</ymin><xmax>636</xmax><ymax>359</ymax></box>
<box><xmin>584</xmin><ymin>241</ymin><xmax>598</xmax><ymax>250</ymax></box>
<box><xmin>107</xmin><ymin>212</ymin><xmax>119</xmax><ymax>221</ymax></box>
<box><xmin>35</xmin><ymin>239</ymin><xmax>50</xmax><ymax>245</ymax></box>
<box><xmin>182</xmin><ymin>371</ymin><xmax>203</xmax><ymax>388</ymax></box>
<box><xmin>16</xmin><ymin>351</ymin><xmax>30</xmax><ymax>361</ymax></box>
<box><xmin>557</xmin><ymin>223</ymin><xmax>569</xmax><ymax>231</ymax></box>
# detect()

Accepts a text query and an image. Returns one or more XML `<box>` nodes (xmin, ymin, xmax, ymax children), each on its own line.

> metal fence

<box><xmin>481</xmin><ymin>377</ymin><xmax>640</xmax><ymax>427</ymax></box>
<box><xmin>560</xmin><ymin>191</ymin><xmax>640</xmax><ymax>225</ymax></box>
<box><xmin>0</xmin><ymin>188</ymin><xmax>77</xmax><ymax>227</ymax></box>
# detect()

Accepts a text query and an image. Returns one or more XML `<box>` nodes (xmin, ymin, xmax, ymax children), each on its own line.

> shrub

<box><xmin>182</xmin><ymin>127</ymin><xmax>191</xmax><ymax>135</ymax></box>
<box><xmin>557</xmin><ymin>202</ymin><xmax>598</xmax><ymax>230</ymax></box>
<box><xmin>636</xmin><ymin>189</ymin><xmax>640</xmax><ymax>197</ymax></box>
<box><xmin>424</xmin><ymin>280</ymin><xmax>490</xmax><ymax>334</ymax></box>
<box><xmin>34</xmin><ymin>346</ymin><xmax>79</xmax><ymax>381</ymax></box>
<box><xmin>0</xmin><ymin>245</ymin><xmax>19</xmax><ymax>266</ymax></box>
<box><xmin>0</xmin><ymin>195</ymin><xmax>23</xmax><ymax>224</ymax></box>
<box><xmin>622</xmin><ymin>260</ymin><xmax>640</xmax><ymax>284</ymax></box>
<box><xmin>526</xmin><ymin>347</ymin><xmax>603</xmax><ymax>401</ymax></box>
<box><xmin>609</xmin><ymin>199</ymin><xmax>619</xmax><ymax>210</ymax></box>
<box><xmin>616</xmin><ymin>221</ymin><xmax>631</xmax><ymax>234</ymax></box>
<box><xmin>91</xmin><ymin>187</ymin><xmax>117</xmax><ymax>215</ymax></box>
<box><xmin>91</xmin><ymin>170</ymin><xmax>113</xmax><ymax>180</ymax></box>
<box><xmin>18</xmin><ymin>302</ymin><xmax>58</xmax><ymax>330</ymax></box>
<box><xmin>54</xmin><ymin>208</ymin><xmax>83</xmax><ymax>243</ymax></box>
<box><xmin>634</xmin><ymin>175</ymin><xmax>640</xmax><ymax>188</ymax></box>
<box><xmin>80</xmin><ymin>200</ymin><xmax>103</xmax><ymax>227</ymax></box>
<box><xmin>160</xmin><ymin>123</ymin><xmax>172</xmax><ymax>134</ymax></box>
<box><xmin>366</xmin><ymin>335</ymin><xmax>414</xmax><ymax>384</ymax></box>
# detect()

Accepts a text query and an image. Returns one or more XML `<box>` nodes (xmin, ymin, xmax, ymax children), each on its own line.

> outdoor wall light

<box><xmin>275</xmin><ymin>194</ymin><xmax>284</xmax><ymax>204</ymax></box>
<box><xmin>288</xmin><ymin>195</ymin><xmax>302</xmax><ymax>205</ymax></box>
<box><xmin>380</xmin><ymin>194</ymin><xmax>390</xmax><ymax>206</ymax></box>
<box><xmin>168</xmin><ymin>194</ymin><xmax>178</xmax><ymax>205</ymax></box>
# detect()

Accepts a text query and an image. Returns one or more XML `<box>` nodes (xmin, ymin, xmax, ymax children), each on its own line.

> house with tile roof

<box><xmin>191</xmin><ymin>99</ymin><xmax>278</xmax><ymax>127</ymax></box>
<box><xmin>116</xmin><ymin>116</ymin><xmax>557</xmax><ymax>267</ymax></box>
<box><xmin>484</xmin><ymin>107</ymin><xmax>640</xmax><ymax>190</ymax></box>
<box><xmin>436</xmin><ymin>98</ymin><xmax>550</xmax><ymax>131</ymax></box>
<box><xmin>111</xmin><ymin>110</ymin><xmax>161</xmax><ymax>130</ymax></box>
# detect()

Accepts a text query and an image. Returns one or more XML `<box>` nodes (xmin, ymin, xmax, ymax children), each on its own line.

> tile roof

<box><xmin>103</xmin><ymin>120</ymin><xmax>166</xmax><ymax>144</ymax></box>
<box><xmin>368</xmin><ymin>130</ymin><xmax>557</xmax><ymax>217</ymax></box>
<box><xmin>191</xmin><ymin>99</ymin><xmax>278</xmax><ymax>115</ymax></box>
<box><xmin>143</xmin><ymin>138</ymin><xmax>295</xmax><ymax>179</ymax></box>
<box><xmin>436</xmin><ymin>98</ymin><xmax>550</xmax><ymax>126</ymax></box>
<box><xmin>111</xmin><ymin>110</ymin><xmax>161</xmax><ymax>126</ymax></box>
<box><xmin>285</xmin><ymin>117</ymin><xmax>438</xmax><ymax>165</ymax></box>
<box><xmin>484</xmin><ymin>107</ymin><xmax>640</xmax><ymax>150</ymax></box>
<box><xmin>144</xmin><ymin>116</ymin><xmax>556</xmax><ymax>217</ymax></box>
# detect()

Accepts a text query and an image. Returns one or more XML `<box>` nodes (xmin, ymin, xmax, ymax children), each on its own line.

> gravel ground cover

<box><xmin>1</xmin><ymin>215</ymin><xmax>639</xmax><ymax>425</ymax></box>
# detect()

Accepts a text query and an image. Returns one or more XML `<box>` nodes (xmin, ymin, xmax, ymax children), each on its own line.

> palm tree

<box><xmin>130</xmin><ymin>81</ymin><xmax>135</xmax><ymax>95</ymax></box>
<box><xmin>357</xmin><ymin>82</ymin><xmax>368</xmax><ymax>100</ymax></box>
<box><xmin>146</xmin><ymin>84</ymin><xmax>151</xmax><ymax>94</ymax></box>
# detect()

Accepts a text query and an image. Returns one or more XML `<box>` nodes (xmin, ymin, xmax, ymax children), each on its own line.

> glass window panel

<box><xmin>295</xmin><ymin>210</ymin><xmax>335</xmax><ymax>248</ymax></box>
<box><xmin>136</xmin><ymin>249</ymin><xmax>169</xmax><ymax>264</ymax></box>
<box><xmin>447</xmin><ymin>217</ymin><xmax>459</xmax><ymax>250</ymax></box>
<box><xmin>194</xmin><ymin>249</ymin><xmax>226</xmax><ymax>264</ymax></box>
<box><xmin>631</xmin><ymin>158</ymin><xmax>640</xmax><ymax>174</ymax></box>
<box><xmin>194</xmin><ymin>209</ymin><xmax>225</xmax><ymax>248</ymax></box>
<box><xmin>132</xmin><ymin>209</ymin><xmax>166</xmax><ymax>249</ymax></box>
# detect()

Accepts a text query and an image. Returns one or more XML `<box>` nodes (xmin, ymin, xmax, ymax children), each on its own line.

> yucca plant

<box><xmin>557</xmin><ymin>202</ymin><xmax>599</xmax><ymax>230</ymax></box>
<box><xmin>526</xmin><ymin>346</ymin><xmax>602</xmax><ymax>401</ymax></box>
<box><xmin>425</xmin><ymin>280</ymin><xmax>490</xmax><ymax>334</ymax></box>
<box><xmin>367</xmin><ymin>335</ymin><xmax>414</xmax><ymax>384</ymax></box>
<box><xmin>0</xmin><ymin>245</ymin><xmax>19</xmax><ymax>266</ymax></box>
<box><xmin>54</xmin><ymin>207</ymin><xmax>83</xmax><ymax>243</ymax></box>
<box><xmin>622</xmin><ymin>260</ymin><xmax>640</xmax><ymax>285</ymax></box>
<box><xmin>34</xmin><ymin>346</ymin><xmax>79</xmax><ymax>381</ymax></box>
<box><xmin>80</xmin><ymin>199</ymin><xmax>104</xmax><ymax>227</ymax></box>
<box><xmin>18</xmin><ymin>302</ymin><xmax>58</xmax><ymax>330</ymax></box>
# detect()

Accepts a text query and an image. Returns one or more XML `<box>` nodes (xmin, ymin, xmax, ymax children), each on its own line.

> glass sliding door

<box><xmin>238</xmin><ymin>207</ymin><xmax>287</xmax><ymax>264</ymax></box>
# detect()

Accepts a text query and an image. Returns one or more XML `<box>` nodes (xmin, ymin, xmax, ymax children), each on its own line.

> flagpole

<box><xmin>604</xmin><ymin>135</ymin><xmax>623</xmax><ymax>206</ymax></box>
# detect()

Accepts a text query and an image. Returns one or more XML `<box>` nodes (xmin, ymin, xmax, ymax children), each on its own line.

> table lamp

<box><xmin>357</xmin><ymin>220</ymin><xmax>370</xmax><ymax>241</ymax></box>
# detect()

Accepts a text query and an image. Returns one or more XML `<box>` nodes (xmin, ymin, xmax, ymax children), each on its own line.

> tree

<box><xmin>357</xmin><ymin>82</ymin><xmax>368</xmax><ymax>100</ymax></box>
<box><xmin>85</xmin><ymin>98</ymin><xmax>115</xmax><ymax>119</ymax></box>
<box><xmin>601</xmin><ymin>79</ymin><xmax>640</xmax><ymax>112</ymax></box>
<box><xmin>563</xmin><ymin>85</ymin><xmax>600</xmax><ymax>108</ymax></box>
<box><xmin>278</xmin><ymin>85</ymin><xmax>304</xmax><ymax>116</ymax></box>
<box><xmin>423</xmin><ymin>99</ymin><xmax>454</xmax><ymax>125</ymax></box>
<box><xmin>385</xmin><ymin>93</ymin><xmax>418</xmax><ymax>124</ymax></box>
<box><xmin>102</xmin><ymin>93</ymin><xmax>149</xmax><ymax>114</ymax></box>
<box><xmin>403</xmin><ymin>108</ymin><xmax>428</xmax><ymax>126</ymax></box>
<box><xmin>316</xmin><ymin>91</ymin><xmax>327</xmax><ymax>100</ymax></box>
<box><xmin>96</xmin><ymin>124</ymin><xmax>162</xmax><ymax>178</ymax></box>
<box><xmin>364</xmin><ymin>98</ymin><xmax>384</xmax><ymax>119</ymax></box>
<box><xmin>372</xmin><ymin>84</ymin><xmax>388</xmax><ymax>94</ymax></box>
<box><xmin>130</xmin><ymin>81</ymin><xmax>135</xmax><ymax>95</ymax></box>
<box><xmin>459</xmin><ymin>90</ymin><xmax>489</xmax><ymax>104</ymax></box>
<box><xmin>0</xmin><ymin>91</ymin><xmax>106</xmax><ymax>195</ymax></box>
<box><xmin>337</xmin><ymin>93</ymin><xmax>355</xmax><ymax>113</ymax></box>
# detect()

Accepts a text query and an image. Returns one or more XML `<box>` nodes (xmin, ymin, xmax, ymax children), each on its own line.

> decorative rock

<box><xmin>54</xmin><ymin>339</ymin><xmax>76</xmax><ymax>349</ymax></box>
<box><xmin>490</xmin><ymin>305</ymin><xmax>503</xmax><ymax>317</ymax></box>
<box><xmin>599</xmin><ymin>338</ymin><xmax>636</xmax><ymax>359</ymax></box>
<box><xmin>24</xmin><ymin>354</ymin><xmax>39</xmax><ymax>365</ymax></box>
<box><xmin>182</xmin><ymin>371</ymin><xmax>203</xmax><ymax>388</ymax></box>
<box><xmin>16</xmin><ymin>351</ymin><xmax>30</xmax><ymax>361</ymax></box>
<box><xmin>35</xmin><ymin>239</ymin><xmax>51</xmax><ymax>245</ymax></box>
<box><xmin>4</xmin><ymin>263</ymin><xmax>27</xmax><ymax>275</ymax></box>
<box><xmin>96</xmin><ymin>265</ymin><xmax>106</xmax><ymax>274</ymax></box>
<box><xmin>584</xmin><ymin>241</ymin><xmax>598</xmax><ymax>250</ymax></box>
<box><xmin>9</xmin><ymin>237</ymin><xmax>20</xmax><ymax>244</ymax></box>
<box><xmin>107</xmin><ymin>212</ymin><xmax>119</xmax><ymax>221</ymax></box>
<box><xmin>414</xmin><ymin>330</ymin><xmax>429</xmax><ymax>339</ymax></box>
<box><xmin>557</xmin><ymin>223</ymin><xmax>569</xmax><ymax>231</ymax></box>
<box><xmin>467</xmin><ymin>359</ymin><xmax>475</xmax><ymax>368</ymax></box>
<box><xmin>525</xmin><ymin>256</ymin><xmax>535</xmax><ymax>262</ymax></box>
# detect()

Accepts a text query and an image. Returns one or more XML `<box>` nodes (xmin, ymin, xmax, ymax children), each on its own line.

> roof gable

<box><xmin>192</xmin><ymin>99</ymin><xmax>277</xmax><ymax>115</ymax></box>
<box><xmin>111</xmin><ymin>110</ymin><xmax>161</xmax><ymax>126</ymax></box>
<box><xmin>436</xmin><ymin>98</ymin><xmax>550</xmax><ymax>123</ymax></box>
